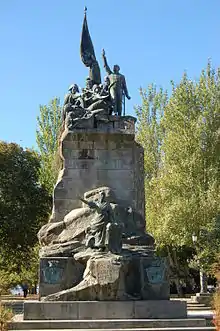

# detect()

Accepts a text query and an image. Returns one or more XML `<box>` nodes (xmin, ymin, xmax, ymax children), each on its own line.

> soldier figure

<box><xmin>62</xmin><ymin>84</ymin><xmax>83</xmax><ymax>121</ymax></box>
<box><xmin>102</xmin><ymin>49</ymin><xmax>131</xmax><ymax>116</ymax></box>
<box><xmin>78</xmin><ymin>191</ymin><xmax>122</xmax><ymax>253</ymax></box>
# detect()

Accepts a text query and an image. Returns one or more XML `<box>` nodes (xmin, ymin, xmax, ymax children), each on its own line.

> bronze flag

<box><xmin>80</xmin><ymin>7</ymin><xmax>101</xmax><ymax>85</ymax></box>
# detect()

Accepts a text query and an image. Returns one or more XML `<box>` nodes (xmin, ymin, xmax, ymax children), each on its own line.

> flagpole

<box><xmin>123</xmin><ymin>92</ymin><xmax>125</xmax><ymax>116</ymax></box>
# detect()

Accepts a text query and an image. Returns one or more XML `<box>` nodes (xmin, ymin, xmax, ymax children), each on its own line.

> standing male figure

<box><xmin>102</xmin><ymin>49</ymin><xmax>131</xmax><ymax>116</ymax></box>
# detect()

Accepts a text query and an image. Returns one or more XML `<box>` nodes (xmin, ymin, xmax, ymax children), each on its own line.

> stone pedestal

<box><xmin>50</xmin><ymin>116</ymin><xmax>145</xmax><ymax>233</ymax></box>
<box><xmin>39</xmin><ymin>249</ymin><xmax>169</xmax><ymax>302</ymax></box>
<box><xmin>37</xmin><ymin>116</ymin><xmax>169</xmax><ymax>304</ymax></box>
<box><xmin>24</xmin><ymin>300</ymin><xmax>187</xmax><ymax>320</ymax></box>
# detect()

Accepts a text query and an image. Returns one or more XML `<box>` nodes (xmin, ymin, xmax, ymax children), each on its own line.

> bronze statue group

<box><xmin>62</xmin><ymin>9</ymin><xmax>131</xmax><ymax>130</ymax></box>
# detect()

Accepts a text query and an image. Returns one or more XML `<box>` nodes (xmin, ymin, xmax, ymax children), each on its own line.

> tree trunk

<box><xmin>200</xmin><ymin>269</ymin><xmax>208</xmax><ymax>293</ymax></box>
<box><xmin>34</xmin><ymin>283</ymin><xmax>38</xmax><ymax>295</ymax></box>
<box><xmin>167</xmin><ymin>246</ymin><xmax>183</xmax><ymax>297</ymax></box>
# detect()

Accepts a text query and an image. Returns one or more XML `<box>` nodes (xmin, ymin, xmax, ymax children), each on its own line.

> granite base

<box><xmin>24</xmin><ymin>300</ymin><xmax>187</xmax><ymax>320</ymax></box>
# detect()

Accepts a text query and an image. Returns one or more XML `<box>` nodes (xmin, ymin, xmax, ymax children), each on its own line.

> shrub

<box><xmin>0</xmin><ymin>304</ymin><xmax>13</xmax><ymax>331</ymax></box>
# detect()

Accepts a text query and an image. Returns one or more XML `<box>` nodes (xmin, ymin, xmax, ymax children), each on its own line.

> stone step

<box><xmin>187</xmin><ymin>306</ymin><xmax>211</xmax><ymax>309</ymax></box>
<box><xmin>9</xmin><ymin>328</ymin><xmax>216</xmax><ymax>331</ymax></box>
<box><xmin>10</xmin><ymin>318</ymin><xmax>207</xmax><ymax>330</ymax></box>
<box><xmin>187</xmin><ymin>305</ymin><xmax>210</xmax><ymax>307</ymax></box>
<box><xmin>5</xmin><ymin>302</ymin><xmax>213</xmax><ymax>314</ymax></box>
<box><xmin>187</xmin><ymin>303</ymin><xmax>207</xmax><ymax>307</ymax></box>
<box><xmin>187</xmin><ymin>307</ymin><xmax>212</xmax><ymax>311</ymax></box>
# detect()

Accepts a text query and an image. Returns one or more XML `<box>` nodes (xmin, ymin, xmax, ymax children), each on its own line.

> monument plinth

<box><xmin>51</xmin><ymin>115</ymin><xmax>144</xmax><ymax>227</ymax></box>
<box><xmin>37</xmin><ymin>114</ymin><xmax>158</xmax><ymax>301</ymax></box>
<box><xmin>23</xmin><ymin>8</ymin><xmax>187</xmax><ymax>321</ymax></box>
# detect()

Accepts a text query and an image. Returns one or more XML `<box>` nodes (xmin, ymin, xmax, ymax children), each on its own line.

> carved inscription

<box><xmin>65</xmin><ymin>158</ymin><xmax>132</xmax><ymax>170</ymax></box>
<box><xmin>79</xmin><ymin>149</ymin><xmax>94</xmax><ymax>159</ymax></box>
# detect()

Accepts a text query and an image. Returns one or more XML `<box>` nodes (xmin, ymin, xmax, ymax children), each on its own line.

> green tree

<box><xmin>0</xmin><ymin>142</ymin><xmax>51</xmax><ymax>270</ymax></box>
<box><xmin>18</xmin><ymin>245</ymin><xmax>40</xmax><ymax>293</ymax></box>
<box><xmin>0</xmin><ymin>245</ymin><xmax>40</xmax><ymax>294</ymax></box>
<box><xmin>36</xmin><ymin>98</ymin><xmax>63</xmax><ymax>194</ymax></box>
<box><xmin>136</xmin><ymin>62</ymin><xmax>220</xmax><ymax>292</ymax></box>
<box><xmin>150</xmin><ymin>64</ymin><xmax>219</xmax><ymax>248</ymax></box>
<box><xmin>136</xmin><ymin>84</ymin><xmax>167</xmax><ymax>182</ymax></box>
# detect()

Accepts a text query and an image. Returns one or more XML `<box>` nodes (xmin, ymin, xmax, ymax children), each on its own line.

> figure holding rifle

<box><xmin>78</xmin><ymin>191</ymin><xmax>122</xmax><ymax>253</ymax></box>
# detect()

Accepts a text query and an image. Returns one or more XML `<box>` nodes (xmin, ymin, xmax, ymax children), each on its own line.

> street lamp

<box><xmin>192</xmin><ymin>233</ymin><xmax>207</xmax><ymax>294</ymax></box>
<box><xmin>192</xmin><ymin>233</ymin><xmax>198</xmax><ymax>244</ymax></box>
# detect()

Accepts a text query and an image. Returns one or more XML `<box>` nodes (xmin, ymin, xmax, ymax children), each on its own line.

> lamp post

<box><xmin>192</xmin><ymin>233</ymin><xmax>197</xmax><ymax>244</ymax></box>
<box><xmin>192</xmin><ymin>233</ymin><xmax>207</xmax><ymax>294</ymax></box>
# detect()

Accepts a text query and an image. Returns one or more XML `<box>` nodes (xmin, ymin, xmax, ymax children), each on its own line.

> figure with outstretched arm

<box><xmin>102</xmin><ymin>49</ymin><xmax>112</xmax><ymax>75</ymax></box>
<box><xmin>102</xmin><ymin>49</ymin><xmax>131</xmax><ymax>116</ymax></box>
<box><xmin>78</xmin><ymin>196</ymin><xmax>101</xmax><ymax>212</ymax></box>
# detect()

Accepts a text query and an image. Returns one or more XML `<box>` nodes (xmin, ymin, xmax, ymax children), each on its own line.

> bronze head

<box><xmin>113</xmin><ymin>64</ymin><xmax>120</xmax><ymax>73</ymax></box>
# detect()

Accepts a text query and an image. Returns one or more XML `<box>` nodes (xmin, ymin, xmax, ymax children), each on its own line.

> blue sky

<box><xmin>0</xmin><ymin>0</ymin><xmax>219</xmax><ymax>148</ymax></box>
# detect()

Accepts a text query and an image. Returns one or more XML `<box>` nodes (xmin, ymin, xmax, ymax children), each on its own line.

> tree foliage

<box><xmin>0</xmin><ymin>303</ymin><xmax>13</xmax><ymax>331</ymax></box>
<box><xmin>36</xmin><ymin>98</ymin><xmax>63</xmax><ymax>194</ymax></box>
<box><xmin>0</xmin><ymin>142</ymin><xmax>51</xmax><ymax>267</ymax></box>
<box><xmin>0</xmin><ymin>245</ymin><xmax>39</xmax><ymax>294</ymax></box>
<box><xmin>136</xmin><ymin>62</ymin><xmax>220</xmax><ymax>273</ymax></box>
<box><xmin>136</xmin><ymin>84</ymin><xmax>167</xmax><ymax>181</ymax></box>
